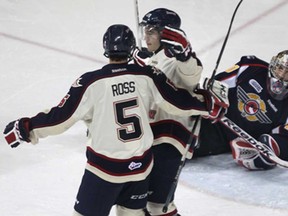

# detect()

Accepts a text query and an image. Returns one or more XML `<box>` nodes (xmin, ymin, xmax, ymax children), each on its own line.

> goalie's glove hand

<box><xmin>132</xmin><ymin>47</ymin><xmax>152</xmax><ymax>67</ymax></box>
<box><xmin>3</xmin><ymin>118</ymin><xmax>31</xmax><ymax>148</ymax></box>
<box><xmin>161</xmin><ymin>26</ymin><xmax>192</xmax><ymax>62</ymax></box>
<box><xmin>196</xmin><ymin>78</ymin><xmax>229</xmax><ymax>123</ymax></box>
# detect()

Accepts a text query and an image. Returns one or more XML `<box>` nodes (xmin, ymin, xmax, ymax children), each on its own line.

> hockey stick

<box><xmin>162</xmin><ymin>115</ymin><xmax>201</xmax><ymax>213</ymax></box>
<box><xmin>162</xmin><ymin>1</ymin><xmax>244</xmax><ymax>213</ymax></box>
<box><xmin>134</xmin><ymin>0</ymin><xmax>142</xmax><ymax>49</ymax></box>
<box><xmin>207</xmin><ymin>0</ymin><xmax>287</xmax><ymax>168</ymax></box>
<box><xmin>209</xmin><ymin>0</ymin><xmax>243</xmax><ymax>88</ymax></box>
<box><xmin>220</xmin><ymin>116</ymin><xmax>288</xmax><ymax>168</ymax></box>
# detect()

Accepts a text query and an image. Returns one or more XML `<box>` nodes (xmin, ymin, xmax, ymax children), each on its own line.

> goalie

<box><xmin>194</xmin><ymin>50</ymin><xmax>288</xmax><ymax>170</ymax></box>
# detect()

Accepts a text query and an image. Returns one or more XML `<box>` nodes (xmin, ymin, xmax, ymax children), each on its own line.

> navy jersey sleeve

<box><xmin>27</xmin><ymin>70</ymin><xmax>99</xmax><ymax>142</ymax></box>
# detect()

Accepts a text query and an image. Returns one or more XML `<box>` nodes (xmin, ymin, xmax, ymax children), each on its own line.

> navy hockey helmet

<box><xmin>140</xmin><ymin>8</ymin><xmax>181</xmax><ymax>30</ymax></box>
<box><xmin>103</xmin><ymin>24</ymin><xmax>136</xmax><ymax>59</ymax></box>
<box><xmin>267</xmin><ymin>50</ymin><xmax>288</xmax><ymax>100</ymax></box>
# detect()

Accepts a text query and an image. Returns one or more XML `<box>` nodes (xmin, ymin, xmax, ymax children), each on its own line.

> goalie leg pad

<box><xmin>230</xmin><ymin>138</ymin><xmax>276</xmax><ymax>170</ymax></box>
<box><xmin>258</xmin><ymin>134</ymin><xmax>280</xmax><ymax>156</ymax></box>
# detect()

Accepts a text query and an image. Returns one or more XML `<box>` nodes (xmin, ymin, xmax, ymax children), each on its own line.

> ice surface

<box><xmin>1</xmin><ymin>0</ymin><xmax>288</xmax><ymax>215</ymax></box>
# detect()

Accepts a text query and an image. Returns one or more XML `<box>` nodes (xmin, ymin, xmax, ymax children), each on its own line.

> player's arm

<box><xmin>148</xmin><ymin>67</ymin><xmax>229</xmax><ymax>119</ymax></box>
<box><xmin>161</xmin><ymin>26</ymin><xmax>203</xmax><ymax>90</ymax></box>
<box><xmin>3</xmin><ymin>73</ymin><xmax>94</xmax><ymax>147</ymax></box>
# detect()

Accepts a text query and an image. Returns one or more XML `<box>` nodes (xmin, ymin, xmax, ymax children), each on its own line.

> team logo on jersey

<box><xmin>128</xmin><ymin>161</ymin><xmax>142</xmax><ymax>170</ymax></box>
<box><xmin>71</xmin><ymin>77</ymin><xmax>82</xmax><ymax>88</ymax></box>
<box><xmin>249</xmin><ymin>79</ymin><xmax>263</xmax><ymax>93</ymax></box>
<box><xmin>237</xmin><ymin>86</ymin><xmax>272</xmax><ymax>124</ymax></box>
<box><xmin>152</xmin><ymin>66</ymin><xmax>162</xmax><ymax>75</ymax></box>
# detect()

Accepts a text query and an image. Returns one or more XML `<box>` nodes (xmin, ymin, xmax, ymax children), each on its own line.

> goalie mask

<box><xmin>267</xmin><ymin>50</ymin><xmax>288</xmax><ymax>100</ymax></box>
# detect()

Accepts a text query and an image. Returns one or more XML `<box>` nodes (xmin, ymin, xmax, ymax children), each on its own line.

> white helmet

<box><xmin>267</xmin><ymin>50</ymin><xmax>288</xmax><ymax>100</ymax></box>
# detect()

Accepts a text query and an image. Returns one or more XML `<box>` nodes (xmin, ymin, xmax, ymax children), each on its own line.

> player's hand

<box><xmin>205</xmin><ymin>78</ymin><xmax>229</xmax><ymax>123</ymax></box>
<box><xmin>161</xmin><ymin>26</ymin><xmax>192</xmax><ymax>62</ymax></box>
<box><xmin>132</xmin><ymin>47</ymin><xmax>152</xmax><ymax>67</ymax></box>
<box><xmin>3</xmin><ymin>118</ymin><xmax>31</xmax><ymax>148</ymax></box>
<box><xmin>196</xmin><ymin>78</ymin><xmax>229</xmax><ymax>123</ymax></box>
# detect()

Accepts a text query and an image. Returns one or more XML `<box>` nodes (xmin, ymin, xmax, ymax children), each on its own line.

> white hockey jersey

<box><xmin>26</xmin><ymin>62</ymin><xmax>208</xmax><ymax>183</ymax></box>
<box><xmin>147</xmin><ymin>49</ymin><xmax>203</xmax><ymax>158</ymax></box>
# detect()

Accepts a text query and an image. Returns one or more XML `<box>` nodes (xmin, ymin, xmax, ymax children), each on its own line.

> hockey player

<box><xmin>133</xmin><ymin>8</ymin><xmax>204</xmax><ymax>216</ymax></box>
<box><xmin>3</xmin><ymin>24</ymin><xmax>228</xmax><ymax>216</ymax></box>
<box><xmin>194</xmin><ymin>50</ymin><xmax>288</xmax><ymax>170</ymax></box>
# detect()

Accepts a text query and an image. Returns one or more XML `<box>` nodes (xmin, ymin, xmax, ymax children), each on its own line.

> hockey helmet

<box><xmin>103</xmin><ymin>24</ymin><xmax>136</xmax><ymax>59</ymax></box>
<box><xmin>267</xmin><ymin>50</ymin><xmax>288</xmax><ymax>100</ymax></box>
<box><xmin>140</xmin><ymin>8</ymin><xmax>181</xmax><ymax>30</ymax></box>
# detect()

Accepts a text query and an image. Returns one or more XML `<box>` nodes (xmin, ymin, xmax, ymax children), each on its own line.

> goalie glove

<box><xmin>3</xmin><ymin>118</ymin><xmax>31</xmax><ymax>148</ymax></box>
<box><xmin>132</xmin><ymin>47</ymin><xmax>152</xmax><ymax>67</ymax></box>
<box><xmin>230</xmin><ymin>135</ymin><xmax>279</xmax><ymax>170</ymax></box>
<box><xmin>197</xmin><ymin>78</ymin><xmax>229</xmax><ymax>123</ymax></box>
<box><xmin>161</xmin><ymin>26</ymin><xmax>192</xmax><ymax>62</ymax></box>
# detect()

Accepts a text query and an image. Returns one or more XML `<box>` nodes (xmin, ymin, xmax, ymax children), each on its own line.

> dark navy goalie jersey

<box><xmin>196</xmin><ymin>55</ymin><xmax>288</xmax><ymax>159</ymax></box>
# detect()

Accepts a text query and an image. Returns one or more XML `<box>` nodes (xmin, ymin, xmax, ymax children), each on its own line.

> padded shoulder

<box><xmin>238</xmin><ymin>55</ymin><xmax>269</xmax><ymax>68</ymax></box>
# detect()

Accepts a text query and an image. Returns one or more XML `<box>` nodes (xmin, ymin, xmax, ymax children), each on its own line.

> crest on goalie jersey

<box><xmin>237</xmin><ymin>86</ymin><xmax>272</xmax><ymax>124</ymax></box>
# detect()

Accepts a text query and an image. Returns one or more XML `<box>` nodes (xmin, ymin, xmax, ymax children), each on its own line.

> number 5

<box><xmin>114</xmin><ymin>98</ymin><xmax>143</xmax><ymax>142</ymax></box>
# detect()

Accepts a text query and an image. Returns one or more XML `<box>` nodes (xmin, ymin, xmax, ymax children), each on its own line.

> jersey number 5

<box><xmin>114</xmin><ymin>98</ymin><xmax>143</xmax><ymax>142</ymax></box>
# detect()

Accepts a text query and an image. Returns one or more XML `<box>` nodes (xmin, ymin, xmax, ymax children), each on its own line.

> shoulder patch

<box><xmin>152</xmin><ymin>66</ymin><xmax>163</xmax><ymax>75</ymax></box>
<box><xmin>225</xmin><ymin>64</ymin><xmax>239</xmax><ymax>73</ymax></box>
<box><xmin>72</xmin><ymin>77</ymin><xmax>83</xmax><ymax>88</ymax></box>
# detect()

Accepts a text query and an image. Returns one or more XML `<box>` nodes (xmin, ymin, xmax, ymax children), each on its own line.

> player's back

<box><xmin>84</xmin><ymin>63</ymin><xmax>158</xmax><ymax>159</ymax></box>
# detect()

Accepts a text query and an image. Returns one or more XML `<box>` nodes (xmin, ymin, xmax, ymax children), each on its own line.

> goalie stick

<box><xmin>163</xmin><ymin>0</ymin><xmax>244</xmax><ymax>213</ymax></box>
<box><xmin>220</xmin><ymin>116</ymin><xmax>288</xmax><ymax>168</ymax></box>
<box><xmin>209</xmin><ymin>0</ymin><xmax>243</xmax><ymax>88</ymax></box>
<box><xmin>207</xmin><ymin>0</ymin><xmax>288</xmax><ymax>168</ymax></box>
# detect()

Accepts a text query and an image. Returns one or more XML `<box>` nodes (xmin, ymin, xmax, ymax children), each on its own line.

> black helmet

<box><xmin>103</xmin><ymin>24</ymin><xmax>136</xmax><ymax>59</ymax></box>
<box><xmin>140</xmin><ymin>8</ymin><xmax>181</xmax><ymax>30</ymax></box>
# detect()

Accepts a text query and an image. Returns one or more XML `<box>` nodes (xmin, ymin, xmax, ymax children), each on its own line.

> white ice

<box><xmin>1</xmin><ymin>0</ymin><xmax>288</xmax><ymax>215</ymax></box>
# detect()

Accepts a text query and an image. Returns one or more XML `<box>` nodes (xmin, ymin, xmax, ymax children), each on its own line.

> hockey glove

<box><xmin>197</xmin><ymin>78</ymin><xmax>229</xmax><ymax>123</ymax></box>
<box><xmin>230</xmin><ymin>135</ymin><xmax>279</xmax><ymax>170</ymax></box>
<box><xmin>133</xmin><ymin>47</ymin><xmax>152</xmax><ymax>67</ymax></box>
<box><xmin>161</xmin><ymin>26</ymin><xmax>192</xmax><ymax>62</ymax></box>
<box><xmin>3</xmin><ymin>118</ymin><xmax>31</xmax><ymax>148</ymax></box>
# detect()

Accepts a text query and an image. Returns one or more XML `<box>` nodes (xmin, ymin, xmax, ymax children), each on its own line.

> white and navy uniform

<box><xmin>195</xmin><ymin>55</ymin><xmax>288</xmax><ymax>161</ymax></box>
<box><xmin>26</xmin><ymin>62</ymin><xmax>208</xmax><ymax>183</ymax></box>
<box><xmin>134</xmin><ymin>47</ymin><xmax>203</xmax><ymax>216</ymax></box>
<box><xmin>147</xmin><ymin>48</ymin><xmax>203</xmax><ymax>159</ymax></box>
